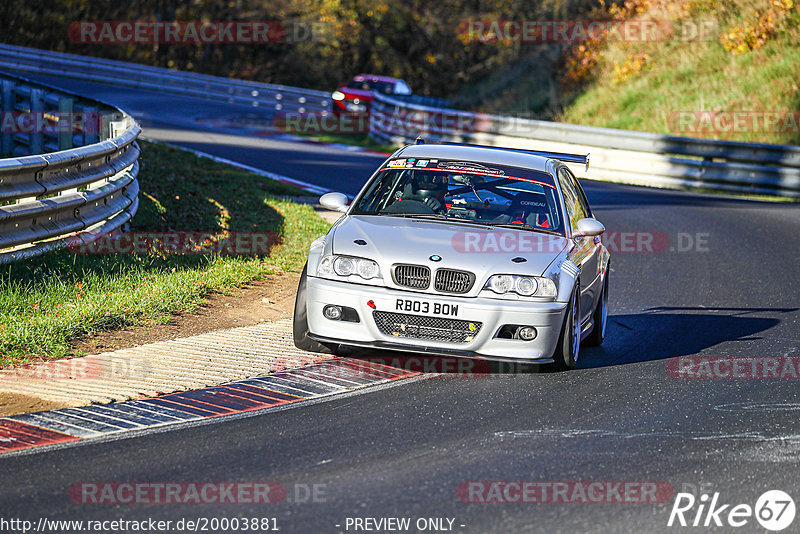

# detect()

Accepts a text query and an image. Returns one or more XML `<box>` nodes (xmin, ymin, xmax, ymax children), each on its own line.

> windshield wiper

<box><xmin>376</xmin><ymin>213</ymin><xmax>561</xmax><ymax>233</ymax></box>
<box><xmin>381</xmin><ymin>213</ymin><xmax>498</xmax><ymax>227</ymax></box>
<box><xmin>482</xmin><ymin>222</ymin><xmax>562</xmax><ymax>236</ymax></box>
<box><xmin>381</xmin><ymin>213</ymin><xmax>450</xmax><ymax>219</ymax></box>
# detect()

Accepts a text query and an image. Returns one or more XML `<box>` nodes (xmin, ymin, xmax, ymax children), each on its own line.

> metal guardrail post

<box><xmin>58</xmin><ymin>96</ymin><xmax>74</xmax><ymax>150</ymax></box>
<box><xmin>100</xmin><ymin>113</ymin><xmax>113</xmax><ymax>141</ymax></box>
<box><xmin>78</xmin><ymin>104</ymin><xmax>100</xmax><ymax>145</ymax></box>
<box><xmin>29</xmin><ymin>88</ymin><xmax>44</xmax><ymax>154</ymax></box>
<box><xmin>0</xmin><ymin>81</ymin><xmax>11</xmax><ymax>155</ymax></box>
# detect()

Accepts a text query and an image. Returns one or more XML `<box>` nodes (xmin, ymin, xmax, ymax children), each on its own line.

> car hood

<box><xmin>331</xmin><ymin>215</ymin><xmax>568</xmax><ymax>279</ymax></box>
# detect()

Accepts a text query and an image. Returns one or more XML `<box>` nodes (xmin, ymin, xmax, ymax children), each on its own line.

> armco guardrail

<box><xmin>0</xmin><ymin>72</ymin><xmax>140</xmax><ymax>264</ymax></box>
<box><xmin>370</xmin><ymin>92</ymin><xmax>800</xmax><ymax>198</ymax></box>
<box><xmin>0</xmin><ymin>43</ymin><xmax>330</xmax><ymax>114</ymax></box>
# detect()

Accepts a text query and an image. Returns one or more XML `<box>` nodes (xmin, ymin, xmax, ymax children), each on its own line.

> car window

<box><xmin>394</xmin><ymin>80</ymin><xmax>412</xmax><ymax>95</ymax></box>
<box><xmin>557</xmin><ymin>167</ymin><xmax>588</xmax><ymax>229</ymax></box>
<box><xmin>352</xmin><ymin>159</ymin><xmax>565</xmax><ymax>235</ymax></box>
<box><xmin>565</xmin><ymin>167</ymin><xmax>592</xmax><ymax>219</ymax></box>
<box><xmin>346</xmin><ymin>80</ymin><xmax>394</xmax><ymax>94</ymax></box>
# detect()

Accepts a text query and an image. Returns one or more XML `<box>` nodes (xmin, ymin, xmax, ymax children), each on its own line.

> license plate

<box><xmin>394</xmin><ymin>298</ymin><xmax>459</xmax><ymax>317</ymax></box>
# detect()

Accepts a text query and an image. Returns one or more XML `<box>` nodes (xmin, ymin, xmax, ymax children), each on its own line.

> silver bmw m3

<box><xmin>293</xmin><ymin>142</ymin><xmax>610</xmax><ymax>370</ymax></box>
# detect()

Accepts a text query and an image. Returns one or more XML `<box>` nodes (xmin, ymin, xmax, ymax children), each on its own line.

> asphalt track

<box><xmin>1</xmin><ymin>72</ymin><xmax>800</xmax><ymax>533</ymax></box>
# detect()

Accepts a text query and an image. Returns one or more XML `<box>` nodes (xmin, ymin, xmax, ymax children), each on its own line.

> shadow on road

<box><xmin>578</xmin><ymin>307</ymin><xmax>796</xmax><ymax>369</ymax></box>
<box><xmin>345</xmin><ymin>307</ymin><xmax>795</xmax><ymax>377</ymax></box>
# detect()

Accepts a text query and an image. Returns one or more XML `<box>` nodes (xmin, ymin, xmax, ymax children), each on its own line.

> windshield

<box><xmin>346</xmin><ymin>79</ymin><xmax>396</xmax><ymax>94</ymax></box>
<box><xmin>352</xmin><ymin>158</ymin><xmax>564</xmax><ymax>235</ymax></box>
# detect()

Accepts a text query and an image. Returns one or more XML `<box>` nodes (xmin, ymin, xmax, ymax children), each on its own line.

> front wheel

<box><xmin>585</xmin><ymin>270</ymin><xmax>609</xmax><ymax>347</ymax></box>
<box><xmin>553</xmin><ymin>283</ymin><xmax>580</xmax><ymax>371</ymax></box>
<box><xmin>293</xmin><ymin>264</ymin><xmax>336</xmax><ymax>354</ymax></box>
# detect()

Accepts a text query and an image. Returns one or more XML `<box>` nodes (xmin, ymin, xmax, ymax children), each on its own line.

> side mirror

<box><xmin>319</xmin><ymin>192</ymin><xmax>350</xmax><ymax>213</ymax></box>
<box><xmin>573</xmin><ymin>218</ymin><xmax>605</xmax><ymax>237</ymax></box>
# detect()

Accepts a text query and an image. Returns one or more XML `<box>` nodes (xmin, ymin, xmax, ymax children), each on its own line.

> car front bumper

<box><xmin>305</xmin><ymin>276</ymin><xmax>569</xmax><ymax>363</ymax></box>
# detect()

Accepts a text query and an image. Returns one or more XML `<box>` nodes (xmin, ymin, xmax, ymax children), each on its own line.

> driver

<box><xmin>400</xmin><ymin>172</ymin><xmax>449</xmax><ymax>212</ymax></box>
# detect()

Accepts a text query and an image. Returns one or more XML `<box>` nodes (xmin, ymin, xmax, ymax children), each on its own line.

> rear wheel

<box><xmin>553</xmin><ymin>284</ymin><xmax>580</xmax><ymax>371</ymax></box>
<box><xmin>293</xmin><ymin>264</ymin><xmax>336</xmax><ymax>354</ymax></box>
<box><xmin>585</xmin><ymin>270</ymin><xmax>609</xmax><ymax>347</ymax></box>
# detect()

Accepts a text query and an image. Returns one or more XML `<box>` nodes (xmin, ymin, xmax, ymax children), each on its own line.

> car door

<box><xmin>557</xmin><ymin>166</ymin><xmax>599</xmax><ymax>325</ymax></box>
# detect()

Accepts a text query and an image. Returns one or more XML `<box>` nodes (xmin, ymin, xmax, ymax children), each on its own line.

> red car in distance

<box><xmin>331</xmin><ymin>74</ymin><xmax>412</xmax><ymax>115</ymax></box>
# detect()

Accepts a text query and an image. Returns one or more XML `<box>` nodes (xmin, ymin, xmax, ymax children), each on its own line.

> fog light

<box><xmin>517</xmin><ymin>326</ymin><xmax>537</xmax><ymax>340</ymax></box>
<box><xmin>323</xmin><ymin>305</ymin><xmax>343</xmax><ymax>320</ymax></box>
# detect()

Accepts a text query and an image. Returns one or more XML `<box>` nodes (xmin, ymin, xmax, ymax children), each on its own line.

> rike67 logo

<box><xmin>668</xmin><ymin>489</ymin><xmax>795</xmax><ymax>531</ymax></box>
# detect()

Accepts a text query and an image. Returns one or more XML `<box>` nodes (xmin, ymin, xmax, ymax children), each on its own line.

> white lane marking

<box><xmin>494</xmin><ymin>429</ymin><xmax>800</xmax><ymax>442</ymax></box>
<box><xmin>714</xmin><ymin>402</ymin><xmax>800</xmax><ymax>412</ymax></box>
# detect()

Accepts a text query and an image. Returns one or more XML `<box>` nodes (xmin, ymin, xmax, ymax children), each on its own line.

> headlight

<box><xmin>319</xmin><ymin>255</ymin><xmax>381</xmax><ymax>281</ymax></box>
<box><xmin>357</xmin><ymin>259</ymin><xmax>380</xmax><ymax>279</ymax></box>
<box><xmin>488</xmin><ymin>275</ymin><xmax>514</xmax><ymax>294</ymax></box>
<box><xmin>334</xmin><ymin>256</ymin><xmax>356</xmax><ymax>276</ymax></box>
<box><xmin>318</xmin><ymin>256</ymin><xmax>334</xmax><ymax>275</ymax></box>
<box><xmin>332</xmin><ymin>90</ymin><xmax>345</xmax><ymax>101</ymax></box>
<box><xmin>484</xmin><ymin>275</ymin><xmax>556</xmax><ymax>298</ymax></box>
<box><xmin>515</xmin><ymin>277</ymin><xmax>537</xmax><ymax>296</ymax></box>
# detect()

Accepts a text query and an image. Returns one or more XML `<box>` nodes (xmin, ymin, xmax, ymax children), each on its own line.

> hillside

<box><xmin>458</xmin><ymin>0</ymin><xmax>800</xmax><ymax>145</ymax></box>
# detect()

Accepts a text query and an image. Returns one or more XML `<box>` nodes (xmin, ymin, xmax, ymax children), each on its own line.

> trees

<box><xmin>0</xmin><ymin>0</ymin><xmax>524</xmax><ymax>97</ymax></box>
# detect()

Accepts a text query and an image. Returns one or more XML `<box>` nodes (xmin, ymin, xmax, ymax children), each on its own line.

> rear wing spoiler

<box><xmin>413</xmin><ymin>138</ymin><xmax>590</xmax><ymax>171</ymax></box>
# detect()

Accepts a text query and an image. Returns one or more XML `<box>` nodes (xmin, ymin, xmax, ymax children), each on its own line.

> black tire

<box><xmin>553</xmin><ymin>283</ymin><xmax>580</xmax><ymax>371</ymax></box>
<box><xmin>585</xmin><ymin>270</ymin><xmax>609</xmax><ymax>347</ymax></box>
<box><xmin>293</xmin><ymin>264</ymin><xmax>336</xmax><ymax>354</ymax></box>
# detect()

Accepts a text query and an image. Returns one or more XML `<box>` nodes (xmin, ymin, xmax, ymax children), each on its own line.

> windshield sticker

<box><xmin>437</xmin><ymin>161</ymin><xmax>505</xmax><ymax>175</ymax></box>
<box><xmin>388</xmin><ymin>159</ymin><xmax>405</xmax><ymax>167</ymax></box>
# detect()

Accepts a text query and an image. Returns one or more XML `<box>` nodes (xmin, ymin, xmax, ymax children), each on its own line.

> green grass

<box><xmin>0</xmin><ymin>141</ymin><xmax>332</xmax><ymax>366</ymax></box>
<box><xmin>561</xmin><ymin>1</ymin><xmax>800</xmax><ymax>145</ymax></box>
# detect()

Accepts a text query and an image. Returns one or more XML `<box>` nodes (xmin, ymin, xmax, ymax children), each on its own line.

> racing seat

<box><xmin>495</xmin><ymin>192</ymin><xmax>552</xmax><ymax>228</ymax></box>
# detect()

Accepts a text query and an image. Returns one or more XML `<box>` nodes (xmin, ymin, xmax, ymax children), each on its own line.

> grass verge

<box><xmin>0</xmin><ymin>141</ymin><xmax>331</xmax><ymax>366</ymax></box>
